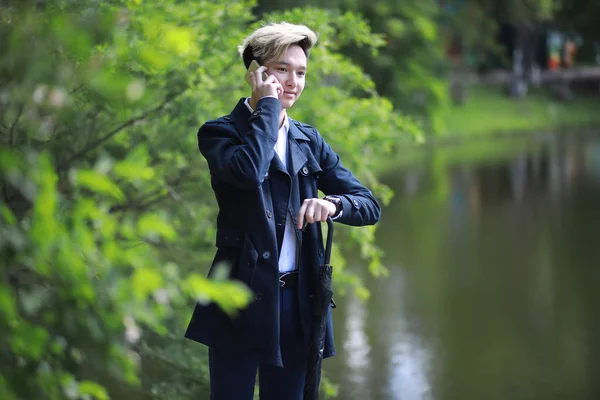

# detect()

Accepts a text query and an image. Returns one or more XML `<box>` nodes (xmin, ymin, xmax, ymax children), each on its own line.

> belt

<box><xmin>279</xmin><ymin>270</ymin><xmax>299</xmax><ymax>288</ymax></box>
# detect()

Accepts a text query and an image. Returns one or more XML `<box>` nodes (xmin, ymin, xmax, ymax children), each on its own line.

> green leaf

<box><xmin>162</xmin><ymin>25</ymin><xmax>197</xmax><ymax>56</ymax></box>
<box><xmin>51</xmin><ymin>15</ymin><xmax>92</xmax><ymax>59</ymax></box>
<box><xmin>113</xmin><ymin>161</ymin><xmax>155</xmax><ymax>181</ymax></box>
<box><xmin>0</xmin><ymin>150</ymin><xmax>22</xmax><ymax>173</ymax></box>
<box><xmin>113</xmin><ymin>146</ymin><xmax>155</xmax><ymax>182</ymax></box>
<box><xmin>86</xmin><ymin>67</ymin><xmax>131</xmax><ymax>101</ymax></box>
<box><xmin>1</xmin><ymin>205</ymin><xmax>17</xmax><ymax>225</ymax></box>
<box><xmin>0</xmin><ymin>375</ymin><xmax>18</xmax><ymax>400</ymax></box>
<box><xmin>137</xmin><ymin>45</ymin><xmax>171</xmax><ymax>70</ymax></box>
<box><xmin>78</xmin><ymin>380</ymin><xmax>109</xmax><ymax>400</ymax></box>
<box><xmin>11</xmin><ymin>323</ymin><xmax>49</xmax><ymax>359</ymax></box>
<box><xmin>184</xmin><ymin>272</ymin><xmax>252</xmax><ymax>315</ymax></box>
<box><xmin>72</xmin><ymin>169</ymin><xmax>125</xmax><ymax>201</ymax></box>
<box><xmin>131</xmin><ymin>267</ymin><xmax>163</xmax><ymax>300</ymax></box>
<box><xmin>137</xmin><ymin>213</ymin><xmax>176</xmax><ymax>241</ymax></box>
<box><xmin>61</xmin><ymin>375</ymin><xmax>79</xmax><ymax>399</ymax></box>
<box><xmin>0</xmin><ymin>287</ymin><xmax>17</xmax><ymax>322</ymax></box>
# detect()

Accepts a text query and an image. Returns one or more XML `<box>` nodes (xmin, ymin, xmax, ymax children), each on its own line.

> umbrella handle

<box><xmin>324</xmin><ymin>217</ymin><xmax>334</xmax><ymax>265</ymax></box>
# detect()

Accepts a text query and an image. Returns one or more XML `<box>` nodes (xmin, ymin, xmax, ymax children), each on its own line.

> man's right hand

<box><xmin>249</xmin><ymin>66</ymin><xmax>283</xmax><ymax>109</ymax></box>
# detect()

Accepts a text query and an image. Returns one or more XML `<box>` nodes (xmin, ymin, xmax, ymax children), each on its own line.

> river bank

<box><xmin>377</xmin><ymin>85</ymin><xmax>600</xmax><ymax>174</ymax></box>
<box><xmin>440</xmin><ymin>84</ymin><xmax>600</xmax><ymax>138</ymax></box>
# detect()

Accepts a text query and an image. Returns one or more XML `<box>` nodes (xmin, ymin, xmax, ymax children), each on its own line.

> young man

<box><xmin>185</xmin><ymin>22</ymin><xmax>381</xmax><ymax>399</ymax></box>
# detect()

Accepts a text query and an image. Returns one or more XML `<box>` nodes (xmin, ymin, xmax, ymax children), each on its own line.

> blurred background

<box><xmin>2</xmin><ymin>0</ymin><xmax>600</xmax><ymax>399</ymax></box>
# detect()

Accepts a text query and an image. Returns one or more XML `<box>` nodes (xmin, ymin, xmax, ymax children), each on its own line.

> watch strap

<box><xmin>323</xmin><ymin>195</ymin><xmax>342</xmax><ymax>218</ymax></box>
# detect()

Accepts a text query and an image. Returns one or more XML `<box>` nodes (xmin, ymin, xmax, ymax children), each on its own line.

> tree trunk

<box><xmin>509</xmin><ymin>26</ymin><xmax>529</xmax><ymax>97</ymax></box>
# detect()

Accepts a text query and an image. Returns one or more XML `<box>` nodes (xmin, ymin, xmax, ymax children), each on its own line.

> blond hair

<box><xmin>238</xmin><ymin>22</ymin><xmax>318</xmax><ymax>68</ymax></box>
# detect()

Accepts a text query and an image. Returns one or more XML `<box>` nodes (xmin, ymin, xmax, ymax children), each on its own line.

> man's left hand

<box><xmin>297</xmin><ymin>198</ymin><xmax>336</xmax><ymax>229</ymax></box>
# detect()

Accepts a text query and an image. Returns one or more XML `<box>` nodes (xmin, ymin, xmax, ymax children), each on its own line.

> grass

<box><xmin>374</xmin><ymin>84</ymin><xmax>600</xmax><ymax>174</ymax></box>
<box><xmin>440</xmin><ymin>84</ymin><xmax>600</xmax><ymax>138</ymax></box>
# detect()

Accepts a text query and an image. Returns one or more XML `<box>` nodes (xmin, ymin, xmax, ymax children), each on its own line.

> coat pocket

<box><xmin>214</xmin><ymin>230</ymin><xmax>259</xmax><ymax>330</ymax></box>
<box><xmin>214</xmin><ymin>229</ymin><xmax>258</xmax><ymax>287</ymax></box>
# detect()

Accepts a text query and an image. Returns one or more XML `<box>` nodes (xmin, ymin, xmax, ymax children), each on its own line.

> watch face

<box><xmin>329</xmin><ymin>197</ymin><xmax>340</xmax><ymax>205</ymax></box>
<box><xmin>325</xmin><ymin>196</ymin><xmax>341</xmax><ymax>213</ymax></box>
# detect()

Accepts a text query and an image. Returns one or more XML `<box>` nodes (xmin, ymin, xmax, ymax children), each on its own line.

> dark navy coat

<box><xmin>184</xmin><ymin>96</ymin><xmax>380</xmax><ymax>366</ymax></box>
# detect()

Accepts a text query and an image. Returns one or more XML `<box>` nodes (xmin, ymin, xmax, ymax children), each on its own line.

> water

<box><xmin>324</xmin><ymin>132</ymin><xmax>600</xmax><ymax>400</ymax></box>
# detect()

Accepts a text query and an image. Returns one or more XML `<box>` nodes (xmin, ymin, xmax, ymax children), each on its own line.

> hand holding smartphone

<box><xmin>245</xmin><ymin>60</ymin><xmax>283</xmax><ymax>100</ymax></box>
<box><xmin>245</xmin><ymin>60</ymin><xmax>269</xmax><ymax>86</ymax></box>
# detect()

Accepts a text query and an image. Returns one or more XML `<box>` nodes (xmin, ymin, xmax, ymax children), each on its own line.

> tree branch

<box><xmin>139</xmin><ymin>347</ymin><xmax>208</xmax><ymax>388</ymax></box>
<box><xmin>9</xmin><ymin>105</ymin><xmax>23</xmax><ymax>147</ymax></box>
<box><xmin>109</xmin><ymin>168</ymin><xmax>193</xmax><ymax>214</ymax></box>
<box><xmin>57</xmin><ymin>95</ymin><xmax>175</xmax><ymax>172</ymax></box>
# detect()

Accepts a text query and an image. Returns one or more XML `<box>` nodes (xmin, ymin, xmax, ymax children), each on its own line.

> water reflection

<box><xmin>324</xmin><ymin>132</ymin><xmax>600</xmax><ymax>400</ymax></box>
<box><xmin>341</xmin><ymin>293</ymin><xmax>372</xmax><ymax>398</ymax></box>
<box><xmin>332</xmin><ymin>264</ymin><xmax>434</xmax><ymax>400</ymax></box>
<box><xmin>384</xmin><ymin>268</ymin><xmax>433</xmax><ymax>400</ymax></box>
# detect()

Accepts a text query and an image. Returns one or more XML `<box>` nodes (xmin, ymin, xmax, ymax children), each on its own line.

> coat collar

<box><xmin>288</xmin><ymin>118</ymin><xmax>310</xmax><ymax>141</ymax></box>
<box><xmin>229</xmin><ymin>98</ymin><xmax>311</xmax><ymax>141</ymax></box>
<box><xmin>228</xmin><ymin>98</ymin><xmax>311</xmax><ymax>177</ymax></box>
<box><xmin>287</xmin><ymin>119</ymin><xmax>309</xmax><ymax>177</ymax></box>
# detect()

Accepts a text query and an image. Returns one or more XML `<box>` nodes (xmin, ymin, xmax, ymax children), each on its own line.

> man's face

<box><xmin>265</xmin><ymin>44</ymin><xmax>307</xmax><ymax>110</ymax></box>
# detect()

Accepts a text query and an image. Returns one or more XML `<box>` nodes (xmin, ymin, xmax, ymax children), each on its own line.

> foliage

<box><xmin>496</xmin><ymin>0</ymin><xmax>559</xmax><ymax>26</ymax></box>
<box><xmin>342</xmin><ymin>0</ymin><xmax>450</xmax><ymax>134</ymax></box>
<box><xmin>259</xmin><ymin>0</ymin><xmax>449</xmax><ymax>135</ymax></box>
<box><xmin>0</xmin><ymin>0</ymin><xmax>419</xmax><ymax>398</ymax></box>
<box><xmin>440</xmin><ymin>0</ymin><xmax>505</xmax><ymax>70</ymax></box>
<box><xmin>554</xmin><ymin>0</ymin><xmax>600</xmax><ymax>43</ymax></box>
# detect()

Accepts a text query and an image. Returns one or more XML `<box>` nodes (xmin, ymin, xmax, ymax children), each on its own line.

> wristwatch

<box><xmin>323</xmin><ymin>195</ymin><xmax>342</xmax><ymax>218</ymax></box>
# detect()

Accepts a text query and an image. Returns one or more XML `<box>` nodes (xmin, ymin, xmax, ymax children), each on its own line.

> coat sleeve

<box><xmin>197</xmin><ymin>97</ymin><xmax>281</xmax><ymax>189</ymax></box>
<box><xmin>315</xmin><ymin>130</ymin><xmax>381</xmax><ymax>226</ymax></box>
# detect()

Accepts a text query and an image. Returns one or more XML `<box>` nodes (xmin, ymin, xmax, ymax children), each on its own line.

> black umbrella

<box><xmin>303</xmin><ymin>217</ymin><xmax>335</xmax><ymax>400</ymax></box>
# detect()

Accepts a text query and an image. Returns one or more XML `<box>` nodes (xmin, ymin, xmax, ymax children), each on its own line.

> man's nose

<box><xmin>286</xmin><ymin>73</ymin><xmax>297</xmax><ymax>87</ymax></box>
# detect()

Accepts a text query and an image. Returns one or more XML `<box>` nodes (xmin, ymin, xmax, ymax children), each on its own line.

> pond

<box><xmin>323</xmin><ymin>131</ymin><xmax>600</xmax><ymax>400</ymax></box>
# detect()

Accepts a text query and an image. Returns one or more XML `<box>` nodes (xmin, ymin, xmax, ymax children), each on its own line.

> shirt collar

<box><xmin>244</xmin><ymin>97</ymin><xmax>289</xmax><ymax>133</ymax></box>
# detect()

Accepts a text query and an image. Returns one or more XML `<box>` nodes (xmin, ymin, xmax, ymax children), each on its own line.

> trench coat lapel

<box><xmin>288</xmin><ymin>119</ymin><xmax>310</xmax><ymax>178</ymax></box>
<box><xmin>269</xmin><ymin>153</ymin><xmax>287</xmax><ymax>175</ymax></box>
<box><xmin>269</xmin><ymin>117</ymin><xmax>311</xmax><ymax>177</ymax></box>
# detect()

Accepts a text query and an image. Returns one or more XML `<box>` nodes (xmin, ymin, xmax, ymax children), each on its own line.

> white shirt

<box><xmin>244</xmin><ymin>98</ymin><xmax>296</xmax><ymax>272</ymax></box>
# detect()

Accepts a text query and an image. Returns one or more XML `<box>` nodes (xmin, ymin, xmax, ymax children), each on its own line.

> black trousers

<box><xmin>208</xmin><ymin>286</ymin><xmax>307</xmax><ymax>400</ymax></box>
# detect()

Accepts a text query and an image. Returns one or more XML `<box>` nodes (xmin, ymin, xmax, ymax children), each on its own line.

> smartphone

<box><xmin>245</xmin><ymin>60</ymin><xmax>269</xmax><ymax>86</ymax></box>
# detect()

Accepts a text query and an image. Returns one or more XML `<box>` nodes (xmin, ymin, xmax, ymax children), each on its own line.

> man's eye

<box><xmin>277</xmin><ymin>67</ymin><xmax>287</xmax><ymax>72</ymax></box>
<box><xmin>298</xmin><ymin>71</ymin><xmax>306</xmax><ymax>77</ymax></box>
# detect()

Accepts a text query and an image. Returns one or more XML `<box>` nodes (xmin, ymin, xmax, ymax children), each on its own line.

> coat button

<box><xmin>266</xmin><ymin>210</ymin><xmax>272</xmax><ymax>219</ymax></box>
<box><xmin>352</xmin><ymin>199</ymin><xmax>360</xmax><ymax>209</ymax></box>
<box><xmin>301</xmin><ymin>166</ymin><xmax>309</xmax><ymax>175</ymax></box>
<box><xmin>262</xmin><ymin>251</ymin><xmax>271</xmax><ymax>260</ymax></box>
<box><xmin>255</xmin><ymin>292</ymin><xmax>263</xmax><ymax>301</ymax></box>
<box><xmin>318</xmin><ymin>248</ymin><xmax>324</xmax><ymax>257</ymax></box>
<box><xmin>252</xmin><ymin>109</ymin><xmax>261</xmax><ymax>116</ymax></box>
